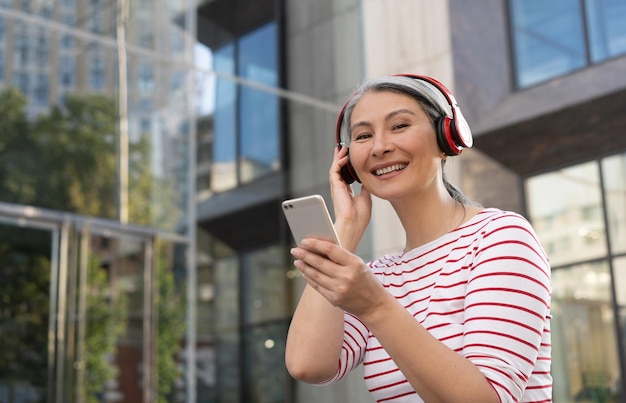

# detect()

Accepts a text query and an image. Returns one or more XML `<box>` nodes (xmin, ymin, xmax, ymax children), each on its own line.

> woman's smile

<box><xmin>373</xmin><ymin>163</ymin><xmax>408</xmax><ymax>177</ymax></box>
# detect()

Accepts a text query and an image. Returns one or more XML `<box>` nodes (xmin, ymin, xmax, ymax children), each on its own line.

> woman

<box><xmin>285</xmin><ymin>74</ymin><xmax>552</xmax><ymax>403</ymax></box>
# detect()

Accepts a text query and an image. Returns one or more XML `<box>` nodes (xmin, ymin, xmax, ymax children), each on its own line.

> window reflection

<box><xmin>242</xmin><ymin>322</ymin><xmax>289</xmax><ymax>403</ymax></box>
<box><xmin>205</xmin><ymin>21</ymin><xmax>280</xmax><ymax>193</ymax></box>
<box><xmin>509</xmin><ymin>0</ymin><xmax>586</xmax><ymax>87</ymax></box>
<box><xmin>79</xmin><ymin>235</ymin><xmax>144</xmax><ymax>403</ymax></box>
<box><xmin>613</xmin><ymin>257</ymin><xmax>626</xmax><ymax>305</ymax></box>
<box><xmin>527</xmin><ymin>155</ymin><xmax>626</xmax><ymax>403</ymax></box>
<box><xmin>509</xmin><ymin>0</ymin><xmax>626</xmax><ymax>87</ymax></box>
<box><xmin>214</xmin><ymin>255</ymin><xmax>241</xmax><ymax>401</ymax></box>
<box><xmin>602</xmin><ymin>154</ymin><xmax>626</xmax><ymax>255</ymax></box>
<box><xmin>238</xmin><ymin>22</ymin><xmax>280</xmax><ymax>184</ymax></box>
<box><xmin>242</xmin><ymin>246</ymin><xmax>288</xmax><ymax>325</ymax></box>
<box><xmin>241</xmin><ymin>246</ymin><xmax>290</xmax><ymax>401</ymax></box>
<box><xmin>212</xmin><ymin>46</ymin><xmax>237</xmax><ymax>192</ymax></box>
<box><xmin>585</xmin><ymin>0</ymin><xmax>626</xmax><ymax>62</ymax></box>
<box><xmin>526</xmin><ymin>162</ymin><xmax>607</xmax><ymax>266</ymax></box>
<box><xmin>615</xmin><ymin>256</ymin><xmax>626</xmax><ymax>381</ymax></box>
<box><xmin>0</xmin><ymin>225</ymin><xmax>52</xmax><ymax>403</ymax></box>
<box><xmin>551</xmin><ymin>262</ymin><xmax>621</xmax><ymax>402</ymax></box>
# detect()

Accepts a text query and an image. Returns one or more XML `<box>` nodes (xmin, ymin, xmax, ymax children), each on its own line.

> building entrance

<box><xmin>0</xmin><ymin>201</ymin><xmax>189</xmax><ymax>403</ymax></box>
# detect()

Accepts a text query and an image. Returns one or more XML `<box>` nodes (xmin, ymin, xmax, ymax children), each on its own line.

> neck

<box><xmin>392</xmin><ymin>192</ymin><xmax>465</xmax><ymax>252</ymax></box>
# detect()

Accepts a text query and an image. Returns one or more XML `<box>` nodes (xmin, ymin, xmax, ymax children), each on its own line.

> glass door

<box><xmin>0</xmin><ymin>204</ymin><xmax>190</xmax><ymax>403</ymax></box>
<box><xmin>69</xmin><ymin>228</ymin><xmax>150</xmax><ymax>403</ymax></box>
<box><xmin>0</xmin><ymin>221</ymin><xmax>58</xmax><ymax>403</ymax></box>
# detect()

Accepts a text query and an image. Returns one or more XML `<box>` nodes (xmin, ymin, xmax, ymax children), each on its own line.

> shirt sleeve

<box><xmin>463</xmin><ymin>212</ymin><xmax>552</xmax><ymax>402</ymax></box>
<box><xmin>317</xmin><ymin>311</ymin><xmax>370</xmax><ymax>385</ymax></box>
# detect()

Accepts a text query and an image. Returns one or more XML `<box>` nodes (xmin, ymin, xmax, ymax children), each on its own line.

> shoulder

<box><xmin>469</xmin><ymin>208</ymin><xmax>536</xmax><ymax>234</ymax></box>
<box><xmin>471</xmin><ymin>208</ymin><xmax>550</xmax><ymax>268</ymax></box>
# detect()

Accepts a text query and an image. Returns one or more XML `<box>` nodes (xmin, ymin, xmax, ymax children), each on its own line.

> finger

<box><xmin>292</xmin><ymin>244</ymin><xmax>334</xmax><ymax>274</ymax></box>
<box><xmin>299</xmin><ymin>238</ymin><xmax>349</xmax><ymax>267</ymax></box>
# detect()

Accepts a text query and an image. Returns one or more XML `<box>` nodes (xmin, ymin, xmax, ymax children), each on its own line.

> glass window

<box><xmin>238</xmin><ymin>22</ymin><xmax>280</xmax><ymax>184</ymax></box>
<box><xmin>550</xmin><ymin>261</ymin><xmax>621</xmax><ymax>402</ymax></box>
<box><xmin>510</xmin><ymin>0</ymin><xmax>626</xmax><ymax>87</ymax></box>
<box><xmin>59</xmin><ymin>55</ymin><xmax>75</xmax><ymax>87</ymax></box>
<box><xmin>526</xmin><ymin>161</ymin><xmax>607</xmax><ymax>266</ymax></box>
<box><xmin>241</xmin><ymin>246</ymin><xmax>288</xmax><ymax>325</ymax></box>
<box><xmin>206</xmin><ymin>20</ymin><xmax>280</xmax><ymax>192</ymax></box>
<box><xmin>613</xmin><ymin>257</ymin><xmax>626</xmax><ymax>306</ymax></box>
<box><xmin>527</xmin><ymin>155</ymin><xmax>626</xmax><ymax>402</ymax></box>
<box><xmin>13</xmin><ymin>22</ymin><xmax>29</xmax><ymax>67</ymax></box>
<box><xmin>242</xmin><ymin>322</ymin><xmax>289</xmax><ymax>402</ymax></box>
<box><xmin>602</xmin><ymin>153</ymin><xmax>626</xmax><ymax>255</ymax></box>
<box><xmin>509</xmin><ymin>0</ymin><xmax>587</xmax><ymax>87</ymax></box>
<box><xmin>137</xmin><ymin>62</ymin><xmax>154</xmax><ymax>92</ymax></box>
<box><xmin>212</xmin><ymin>45</ymin><xmax>237</xmax><ymax>192</ymax></box>
<box><xmin>0</xmin><ymin>225</ymin><xmax>52</xmax><ymax>403</ymax></box>
<box><xmin>214</xmin><ymin>255</ymin><xmax>240</xmax><ymax>401</ymax></box>
<box><xmin>0</xmin><ymin>50</ymin><xmax>4</xmax><ymax>83</ymax></box>
<box><xmin>35</xmin><ymin>30</ymin><xmax>47</xmax><ymax>66</ymax></box>
<box><xmin>585</xmin><ymin>0</ymin><xmax>626</xmax><ymax>62</ymax></box>
<box><xmin>616</xmin><ymin>256</ymin><xmax>626</xmax><ymax>399</ymax></box>
<box><xmin>241</xmin><ymin>245</ymin><xmax>290</xmax><ymax>402</ymax></box>
<box><xmin>88</xmin><ymin>50</ymin><xmax>106</xmax><ymax>90</ymax></box>
<box><xmin>13</xmin><ymin>72</ymin><xmax>29</xmax><ymax>96</ymax></box>
<box><xmin>34</xmin><ymin>74</ymin><xmax>48</xmax><ymax>105</ymax></box>
<box><xmin>0</xmin><ymin>17</ymin><xmax>5</xmax><ymax>41</ymax></box>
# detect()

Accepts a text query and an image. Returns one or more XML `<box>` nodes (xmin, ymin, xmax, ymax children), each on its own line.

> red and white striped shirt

<box><xmin>322</xmin><ymin>208</ymin><xmax>552</xmax><ymax>402</ymax></box>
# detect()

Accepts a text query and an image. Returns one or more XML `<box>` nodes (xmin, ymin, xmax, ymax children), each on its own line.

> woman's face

<box><xmin>348</xmin><ymin>90</ymin><xmax>443</xmax><ymax>201</ymax></box>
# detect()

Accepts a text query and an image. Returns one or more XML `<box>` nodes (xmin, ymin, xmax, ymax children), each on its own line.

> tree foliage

<box><xmin>156</xmin><ymin>243</ymin><xmax>187</xmax><ymax>403</ymax></box>
<box><xmin>83</xmin><ymin>256</ymin><xmax>129</xmax><ymax>403</ymax></box>
<box><xmin>0</xmin><ymin>88</ymin><xmax>186</xmax><ymax>402</ymax></box>
<box><xmin>0</xmin><ymin>87</ymin><xmax>181</xmax><ymax>228</ymax></box>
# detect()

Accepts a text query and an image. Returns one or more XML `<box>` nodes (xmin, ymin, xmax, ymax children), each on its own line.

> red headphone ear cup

<box><xmin>436</xmin><ymin>116</ymin><xmax>463</xmax><ymax>156</ymax></box>
<box><xmin>339</xmin><ymin>149</ymin><xmax>360</xmax><ymax>184</ymax></box>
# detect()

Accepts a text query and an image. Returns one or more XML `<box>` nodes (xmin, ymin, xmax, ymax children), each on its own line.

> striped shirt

<box><xmin>321</xmin><ymin>208</ymin><xmax>552</xmax><ymax>402</ymax></box>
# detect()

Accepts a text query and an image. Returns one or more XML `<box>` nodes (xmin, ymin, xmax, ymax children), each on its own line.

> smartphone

<box><xmin>281</xmin><ymin>195</ymin><xmax>341</xmax><ymax>246</ymax></box>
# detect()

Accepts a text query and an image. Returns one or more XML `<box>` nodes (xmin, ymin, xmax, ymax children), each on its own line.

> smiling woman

<box><xmin>285</xmin><ymin>74</ymin><xmax>553</xmax><ymax>403</ymax></box>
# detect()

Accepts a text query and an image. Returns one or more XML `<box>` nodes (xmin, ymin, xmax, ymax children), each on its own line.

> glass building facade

<box><xmin>0</xmin><ymin>0</ymin><xmax>198</xmax><ymax>401</ymax></box>
<box><xmin>526</xmin><ymin>155</ymin><xmax>626</xmax><ymax>401</ymax></box>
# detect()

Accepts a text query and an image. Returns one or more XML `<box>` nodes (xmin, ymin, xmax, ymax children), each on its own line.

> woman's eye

<box><xmin>353</xmin><ymin>133</ymin><xmax>371</xmax><ymax>141</ymax></box>
<box><xmin>393</xmin><ymin>123</ymin><xmax>409</xmax><ymax>130</ymax></box>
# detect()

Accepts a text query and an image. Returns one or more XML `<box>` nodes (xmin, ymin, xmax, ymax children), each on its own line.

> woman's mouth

<box><xmin>374</xmin><ymin>164</ymin><xmax>407</xmax><ymax>176</ymax></box>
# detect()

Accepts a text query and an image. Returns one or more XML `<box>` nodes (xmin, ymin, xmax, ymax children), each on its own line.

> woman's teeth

<box><xmin>375</xmin><ymin>164</ymin><xmax>407</xmax><ymax>176</ymax></box>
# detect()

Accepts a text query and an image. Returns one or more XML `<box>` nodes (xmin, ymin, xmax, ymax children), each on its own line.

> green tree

<box><xmin>0</xmin><ymin>87</ymin><xmax>181</xmax><ymax>227</ymax></box>
<box><xmin>83</xmin><ymin>256</ymin><xmax>128</xmax><ymax>403</ymax></box>
<box><xmin>0</xmin><ymin>88</ymin><xmax>184</xmax><ymax>402</ymax></box>
<box><xmin>155</xmin><ymin>243</ymin><xmax>186</xmax><ymax>403</ymax></box>
<box><xmin>0</xmin><ymin>227</ymin><xmax>51</xmax><ymax>402</ymax></box>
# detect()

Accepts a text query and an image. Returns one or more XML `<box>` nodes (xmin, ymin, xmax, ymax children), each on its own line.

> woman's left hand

<box><xmin>291</xmin><ymin>237</ymin><xmax>386</xmax><ymax>317</ymax></box>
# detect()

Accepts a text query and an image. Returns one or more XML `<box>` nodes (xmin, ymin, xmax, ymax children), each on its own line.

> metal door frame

<box><xmin>0</xmin><ymin>201</ymin><xmax>191</xmax><ymax>403</ymax></box>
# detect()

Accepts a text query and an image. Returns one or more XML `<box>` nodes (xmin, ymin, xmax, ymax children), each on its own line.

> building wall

<box><xmin>284</xmin><ymin>1</ymin><xmax>374</xmax><ymax>401</ymax></box>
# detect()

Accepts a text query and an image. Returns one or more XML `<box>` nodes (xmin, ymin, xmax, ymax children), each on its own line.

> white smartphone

<box><xmin>281</xmin><ymin>194</ymin><xmax>341</xmax><ymax>246</ymax></box>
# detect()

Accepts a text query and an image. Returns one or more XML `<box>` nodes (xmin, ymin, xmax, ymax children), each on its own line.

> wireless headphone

<box><xmin>335</xmin><ymin>73</ymin><xmax>473</xmax><ymax>184</ymax></box>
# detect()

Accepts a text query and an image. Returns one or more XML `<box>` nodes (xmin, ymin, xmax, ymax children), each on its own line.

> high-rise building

<box><xmin>1</xmin><ymin>1</ymin><xmax>625</xmax><ymax>402</ymax></box>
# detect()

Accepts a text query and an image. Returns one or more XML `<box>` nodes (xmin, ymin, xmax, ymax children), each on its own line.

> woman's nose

<box><xmin>371</xmin><ymin>133</ymin><xmax>393</xmax><ymax>157</ymax></box>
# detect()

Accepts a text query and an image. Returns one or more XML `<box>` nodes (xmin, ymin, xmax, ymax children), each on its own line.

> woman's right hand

<box><xmin>329</xmin><ymin>146</ymin><xmax>372</xmax><ymax>251</ymax></box>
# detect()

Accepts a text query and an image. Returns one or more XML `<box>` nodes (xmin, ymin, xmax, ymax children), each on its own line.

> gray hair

<box><xmin>341</xmin><ymin>75</ymin><xmax>452</xmax><ymax>142</ymax></box>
